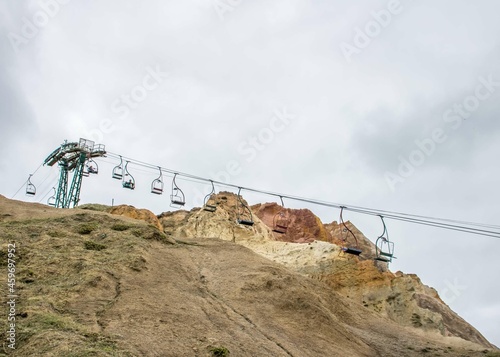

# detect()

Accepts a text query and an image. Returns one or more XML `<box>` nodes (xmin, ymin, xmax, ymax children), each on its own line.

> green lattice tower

<box><xmin>54</xmin><ymin>161</ymin><xmax>69</xmax><ymax>208</ymax></box>
<box><xmin>44</xmin><ymin>139</ymin><xmax>106</xmax><ymax>209</ymax></box>
<box><xmin>66</xmin><ymin>152</ymin><xmax>87</xmax><ymax>208</ymax></box>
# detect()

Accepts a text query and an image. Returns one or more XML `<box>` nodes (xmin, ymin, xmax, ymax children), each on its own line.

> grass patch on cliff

<box><xmin>76</xmin><ymin>223</ymin><xmax>99</xmax><ymax>235</ymax></box>
<box><xmin>84</xmin><ymin>241</ymin><xmax>106</xmax><ymax>251</ymax></box>
<box><xmin>209</xmin><ymin>346</ymin><xmax>230</xmax><ymax>357</ymax></box>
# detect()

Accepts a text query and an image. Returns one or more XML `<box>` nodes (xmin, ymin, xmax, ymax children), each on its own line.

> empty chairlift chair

<box><xmin>272</xmin><ymin>196</ymin><xmax>290</xmax><ymax>234</ymax></box>
<box><xmin>112</xmin><ymin>156</ymin><xmax>124</xmax><ymax>180</ymax></box>
<box><xmin>25</xmin><ymin>174</ymin><xmax>36</xmax><ymax>196</ymax></box>
<box><xmin>151</xmin><ymin>167</ymin><xmax>164</xmax><ymax>195</ymax></box>
<box><xmin>375</xmin><ymin>215</ymin><xmax>395</xmax><ymax>263</ymax></box>
<box><xmin>170</xmin><ymin>173</ymin><xmax>185</xmax><ymax>208</ymax></box>
<box><xmin>237</xmin><ymin>188</ymin><xmax>254</xmax><ymax>226</ymax></box>
<box><xmin>203</xmin><ymin>180</ymin><xmax>217</xmax><ymax>212</ymax></box>
<box><xmin>122</xmin><ymin>161</ymin><xmax>135</xmax><ymax>190</ymax></box>
<box><xmin>339</xmin><ymin>206</ymin><xmax>362</xmax><ymax>256</ymax></box>
<box><xmin>47</xmin><ymin>187</ymin><xmax>56</xmax><ymax>206</ymax></box>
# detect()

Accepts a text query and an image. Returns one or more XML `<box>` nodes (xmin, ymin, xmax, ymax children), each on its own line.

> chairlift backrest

<box><xmin>236</xmin><ymin>188</ymin><xmax>254</xmax><ymax>226</ymax></box>
<box><xmin>112</xmin><ymin>156</ymin><xmax>124</xmax><ymax>180</ymax></box>
<box><xmin>203</xmin><ymin>180</ymin><xmax>216</xmax><ymax>212</ymax></box>
<box><xmin>170</xmin><ymin>174</ymin><xmax>185</xmax><ymax>208</ymax></box>
<box><xmin>122</xmin><ymin>161</ymin><xmax>135</xmax><ymax>190</ymax></box>
<box><xmin>25</xmin><ymin>175</ymin><xmax>36</xmax><ymax>196</ymax></box>
<box><xmin>151</xmin><ymin>167</ymin><xmax>164</xmax><ymax>195</ymax></box>
<box><xmin>339</xmin><ymin>206</ymin><xmax>362</xmax><ymax>256</ymax></box>
<box><xmin>47</xmin><ymin>187</ymin><xmax>56</xmax><ymax>206</ymax></box>
<box><xmin>374</xmin><ymin>216</ymin><xmax>395</xmax><ymax>263</ymax></box>
<box><xmin>87</xmin><ymin>159</ymin><xmax>98</xmax><ymax>174</ymax></box>
<box><xmin>272</xmin><ymin>198</ymin><xmax>290</xmax><ymax>233</ymax></box>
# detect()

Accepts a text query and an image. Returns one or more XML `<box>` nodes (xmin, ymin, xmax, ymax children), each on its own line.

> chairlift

<box><xmin>339</xmin><ymin>206</ymin><xmax>362</xmax><ymax>256</ymax></box>
<box><xmin>237</xmin><ymin>187</ymin><xmax>254</xmax><ymax>226</ymax></box>
<box><xmin>25</xmin><ymin>174</ymin><xmax>36</xmax><ymax>196</ymax></box>
<box><xmin>47</xmin><ymin>187</ymin><xmax>56</xmax><ymax>206</ymax></box>
<box><xmin>82</xmin><ymin>164</ymin><xmax>90</xmax><ymax>177</ymax></box>
<box><xmin>203</xmin><ymin>180</ymin><xmax>217</xmax><ymax>212</ymax></box>
<box><xmin>87</xmin><ymin>159</ymin><xmax>98</xmax><ymax>175</ymax></box>
<box><xmin>272</xmin><ymin>196</ymin><xmax>290</xmax><ymax>234</ymax></box>
<box><xmin>122</xmin><ymin>161</ymin><xmax>135</xmax><ymax>190</ymax></box>
<box><xmin>112</xmin><ymin>156</ymin><xmax>124</xmax><ymax>180</ymax></box>
<box><xmin>170</xmin><ymin>173</ymin><xmax>185</xmax><ymax>208</ymax></box>
<box><xmin>374</xmin><ymin>215</ymin><xmax>395</xmax><ymax>263</ymax></box>
<box><xmin>151</xmin><ymin>167</ymin><xmax>164</xmax><ymax>195</ymax></box>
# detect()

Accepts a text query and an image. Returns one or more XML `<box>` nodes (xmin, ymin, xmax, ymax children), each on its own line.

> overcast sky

<box><xmin>1</xmin><ymin>0</ymin><xmax>499</xmax><ymax>346</ymax></box>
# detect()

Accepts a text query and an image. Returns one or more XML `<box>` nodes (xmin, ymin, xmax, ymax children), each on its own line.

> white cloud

<box><xmin>1</xmin><ymin>0</ymin><xmax>500</xmax><ymax>346</ymax></box>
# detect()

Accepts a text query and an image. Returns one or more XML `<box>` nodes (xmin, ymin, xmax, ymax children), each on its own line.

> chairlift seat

<box><xmin>238</xmin><ymin>219</ymin><xmax>254</xmax><ymax>226</ymax></box>
<box><xmin>203</xmin><ymin>204</ymin><xmax>216</xmax><ymax>212</ymax></box>
<box><xmin>123</xmin><ymin>182</ymin><xmax>135</xmax><ymax>190</ymax></box>
<box><xmin>26</xmin><ymin>190</ymin><xmax>36</xmax><ymax>196</ymax></box>
<box><xmin>151</xmin><ymin>188</ymin><xmax>163</xmax><ymax>195</ymax></box>
<box><xmin>343</xmin><ymin>247</ymin><xmax>362</xmax><ymax>256</ymax></box>
<box><xmin>273</xmin><ymin>226</ymin><xmax>287</xmax><ymax>233</ymax></box>
<box><xmin>380</xmin><ymin>251</ymin><xmax>393</xmax><ymax>257</ymax></box>
<box><xmin>171</xmin><ymin>199</ymin><xmax>185</xmax><ymax>206</ymax></box>
<box><xmin>112</xmin><ymin>173</ymin><xmax>123</xmax><ymax>180</ymax></box>
<box><xmin>375</xmin><ymin>256</ymin><xmax>390</xmax><ymax>262</ymax></box>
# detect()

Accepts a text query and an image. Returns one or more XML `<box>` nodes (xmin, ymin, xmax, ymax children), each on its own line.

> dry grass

<box><xmin>0</xmin><ymin>206</ymin><xmax>173</xmax><ymax>356</ymax></box>
<box><xmin>0</xmin><ymin>195</ymin><xmax>497</xmax><ymax>356</ymax></box>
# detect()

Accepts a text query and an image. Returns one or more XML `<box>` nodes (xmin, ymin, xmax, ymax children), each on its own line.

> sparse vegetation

<box><xmin>84</xmin><ymin>241</ymin><xmax>106</xmax><ymax>251</ymax></box>
<box><xmin>111</xmin><ymin>223</ymin><xmax>131</xmax><ymax>231</ymax></box>
<box><xmin>78</xmin><ymin>203</ymin><xmax>111</xmax><ymax>212</ymax></box>
<box><xmin>77</xmin><ymin>223</ymin><xmax>98</xmax><ymax>235</ymax></box>
<box><xmin>210</xmin><ymin>346</ymin><xmax>230</xmax><ymax>357</ymax></box>
<box><xmin>48</xmin><ymin>229</ymin><xmax>66</xmax><ymax>237</ymax></box>
<box><xmin>411</xmin><ymin>313</ymin><xmax>422</xmax><ymax>327</ymax></box>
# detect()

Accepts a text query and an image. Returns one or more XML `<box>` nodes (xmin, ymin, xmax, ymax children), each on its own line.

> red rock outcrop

<box><xmin>252</xmin><ymin>202</ymin><xmax>331</xmax><ymax>243</ymax></box>
<box><xmin>109</xmin><ymin>205</ymin><xmax>163</xmax><ymax>231</ymax></box>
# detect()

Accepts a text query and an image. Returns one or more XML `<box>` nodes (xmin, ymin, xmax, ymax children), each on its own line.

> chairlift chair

<box><xmin>151</xmin><ymin>167</ymin><xmax>164</xmax><ymax>195</ymax></box>
<box><xmin>375</xmin><ymin>216</ymin><xmax>395</xmax><ymax>263</ymax></box>
<box><xmin>25</xmin><ymin>174</ymin><xmax>36</xmax><ymax>196</ymax></box>
<box><xmin>170</xmin><ymin>173</ymin><xmax>185</xmax><ymax>208</ymax></box>
<box><xmin>47</xmin><ymin>187</ymin><xmax>56</xmax><ymax>206</ymax></box>
<box><xmin>87</xmin><ymin>159</ymin><xmax>98</xmax><ymax>174</ymax></box>
<box><xmin>122</xmin><ymin>161</ymin><xmax>135</xmax><ymax>190</ymax></box>
<box><xmin>237</xmin><ymin>188</ymin><xmax>254</xmax><ymax>226</ymax></box>
<box><xmin>339</xmin><ymin>206</ymin><xmax>362</xmax><ymax>256</ymax></box>
<box><xmin>272</xmin><ymin>196</ymin><xmax>290</xmax><ymax>234</ymax></box>
<box><xmin>82</xmin><ymin>164</ymin><xmax>90</xmax><ymax>177</ymax></box>
<box><xmin>112</xmin><ymin>156</ymin><xmax>124</xmax><ymax>180</ymax></box>
<box><xmin>203</xmin><ymin>180</ymin><xmax>217</xmax><ymax>212</ymax></box>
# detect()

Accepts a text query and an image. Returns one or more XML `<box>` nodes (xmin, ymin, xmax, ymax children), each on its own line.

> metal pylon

<box><xmin>66</xmin><ymin>152</ymin><xmax>87</xmax><ymax>208</ymax></box>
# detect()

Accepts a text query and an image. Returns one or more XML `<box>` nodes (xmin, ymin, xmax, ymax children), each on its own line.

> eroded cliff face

<box><xmin>157</xmin><ymin>192</ymin><xmax>494</xmax><ymax>349</ymax></box>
